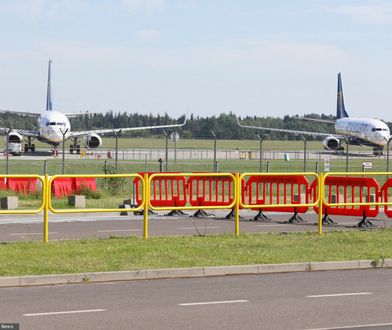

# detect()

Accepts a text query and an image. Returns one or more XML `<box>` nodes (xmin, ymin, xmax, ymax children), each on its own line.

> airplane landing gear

<box><xmin>373</xmin><ymin>147</ymin><xmax>383</xmax><ymax>157</ymax></box>
<box><xmin>69</xmin><ymin>144</ymin><xmax>81</xmax><ymax>154</ymax></box>
<box><xmin>24</xmin><ymin>137</ymin><xmax>35</xmax><ymax>152</ymax></box>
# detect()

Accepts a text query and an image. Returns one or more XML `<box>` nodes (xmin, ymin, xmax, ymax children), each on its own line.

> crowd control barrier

<box><xmin>8</xmin><ymin>171</ymin><xmax>392</xmax><ymax>243</ymax></box>
<box><xmin>148</xmin><ymin>172</ymin><xmax>240</xmax><ymax>234</ymax></box>
<box><xmin>188</xmin><ymin>174</ymin><xmax>235</xmax><ymax>217</ymax></box>
<box><xmin>0</xmin><ymin>175</ymin><xmax>44</xmax><ymax>215</ymax></box>
<box><xmin>381</xmin><ymin>178</ymin><xmax>392</xmax><ymax>218</ymax></box>
<box><xmin>47</xmin><ymin>174</ymin><xmax>146</xmax><ymax>242</ymax></box>
<box><xmin>312</xmin><ymin>174</ymin><xmax>379</xmax><ymax>227</ymax></box>
<box><xmin>241</xmin><ymin>173</ymin><xmax>313</xmax><ymax>223</ymax></box>
<box><xmin>133</xmin><ymin>172</ymin><xmax>187</xmax><ymax>216</ymax></box>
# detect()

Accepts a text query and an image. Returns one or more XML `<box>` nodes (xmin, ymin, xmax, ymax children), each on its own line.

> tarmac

<box><xmin>1</xmin><ymin>258</ymin><xmax>391</xmax><ymax>288</ymax></box>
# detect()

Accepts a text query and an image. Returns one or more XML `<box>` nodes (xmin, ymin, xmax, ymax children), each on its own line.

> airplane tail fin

<box><xmin>337</xmin><ymin>72</ymin><xmax>349</xmax><ymax>119</ymax></box>
<box><xmin>46</xmin><ymin>60</ymin><xmax>53</xmax><ymax>111</ymax></box>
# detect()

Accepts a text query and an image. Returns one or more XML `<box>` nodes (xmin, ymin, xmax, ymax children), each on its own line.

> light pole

<box><xmin>114</xmin><ymin>130</ymin><xmax>120</xmax><ymax>172</ymax></box>
<box><xmin>211</xmin><ymin>130</ymin><xmax>217</xmax><ymax>172</ymax></box>
<box><xmin>163</xmin><ymin>129</ymin><xmax>169</xmax><ymax>172</ymax></box>
<box><xmin>385</xmin><ymin>137</ymin><xmax>391</xmax><ymax>174</ymax></box>
<box><xmin>345</xmin><ymin>136</ymin><xmax>349</xmax><ymax>172</ymax></box>
<box><xmin>299</xmin><ymin>135</ymin><xmax>307</xmax><ymax>172</ymax></box>
<box><xmin>60</xmin><ymin>128</ymin><xmax>69</xmax><ymax>175</ymax></box>
<box><xmin>257</xmin><ymin>134</ymin><xmax>263</xmax><ymax>173</ymax></box>
<box><xmin>5</xmin><ymin>129</ymin><xmax>11</xmax><ymax>175</ymax></box>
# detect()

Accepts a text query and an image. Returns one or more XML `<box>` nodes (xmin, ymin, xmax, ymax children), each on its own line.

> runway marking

<box><xmin>306</xmin><ymin>292</ymin><xmax>372</xmax><ymax>298</ymax></box>
<box><xmin>303</xmin><ymin>322</ymin><xmax>392</xmax><ymax>329</ymax></box>
<box><xmin>179</xmin><ymin>299</ymin><xmax>248</xmax><ymax>306</ymax></box>
<box><xmin>98</xmin><ymin>229</ymin><xmax>141</xmax><ymax>233</ymax></box>
<box><xmin>23</xmin><ymin>309</ymin><xmax>107</xmax><ymax>317</ymax></box>
<box><xmin>9</xmin><ymin>232</ymin><xmax>58</xmax><ymax>236</ymax></box>
<box><xmin>178</xmin><ymin>227</ymin><xmax>220</xmax><ymax>230</ymax></box>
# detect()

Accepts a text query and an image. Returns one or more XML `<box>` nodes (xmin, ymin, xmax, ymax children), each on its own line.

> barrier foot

<box><xmin>288</xmin><ymin>210</ymin><xmax>304</xmax><ymax>224</ymax></box>
<box><xmin>134</xmin><ymin>209</ymin><xmax>157</xmax><ymax>216</ymax></box>
<box><xmin>192</xmin><ymin>209</ymin><xmax>215</xmax><ymax>218</ymax></box>
<box><xmin>251</xmin><ymin>210</ymin><xmax>271</xmax><ymax>222</ymax></box>
<box><xmin>165</xmin><ymin>209</ymin><xmax>188</xmax><ymax>217</ymax></box>
<box><xmin>322</xmin><ymin>214</ymin><xmax>335</xmax><ymax>225</ymax></box>
<box><xmin>225</xmin><ymin>209</ymin><xmax>241</xmax><ymax>219</ymax></box>
<box><xmin>357</xmin><ymin>216</ymin><xmax>375</xmax><ymax>228</ymax></box>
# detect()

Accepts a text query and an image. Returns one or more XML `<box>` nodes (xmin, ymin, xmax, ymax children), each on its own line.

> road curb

<box><xmin>1</xmin><ymin>259</ymin><xmax>391</xmax><ymax>288</ymax></box>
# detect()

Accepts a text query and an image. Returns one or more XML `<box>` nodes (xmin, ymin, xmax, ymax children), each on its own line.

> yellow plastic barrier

<box><xmin>0</xmin><ymin>175</ymin><xmax>45</xmax><ymax>215</ymax></box>
<box><xmin>46</xmin><ymin>173</ymin><xmax>145</xmax><ymax>241</ymax></box>
<box><xmin>148</xmin><ymin>172</ymin><xmax>239</xmax><ymax>235</ymax></box>
<box><xmin>8</xmin><ymin>171</ymin><xmax>392</xmax><ymax>243</ymax></box>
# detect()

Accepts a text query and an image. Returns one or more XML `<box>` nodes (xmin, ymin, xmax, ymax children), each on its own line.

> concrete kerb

<box><xmin>1</xmin><ymin>259</ymin><xmax>392</xmax><ymax>288</ymax></box>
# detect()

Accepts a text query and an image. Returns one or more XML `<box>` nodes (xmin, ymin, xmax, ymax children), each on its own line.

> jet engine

<box><xmin>322</xmin><ymin>136</ymin><xmax>341</xmax><ymax>150</ymax></box>
<box><xmin>5</xmin><ymin>131</ymin><xmax>23</xmax><ymax>156</ymax></box>
<box><xmin>85</xmin><ymin>133</ymin><xmax>102</xmax><ymax>148</ymax></box>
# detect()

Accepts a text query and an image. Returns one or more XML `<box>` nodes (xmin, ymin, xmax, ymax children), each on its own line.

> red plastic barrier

<box><xmin>52</xmin><ymin>178</ymin><xmax>74</xmax><ymax>198</ymax></box>
<box><xmin>134</xmin><ymin>172</ymin><xmax>187</xmax><ymax>208</ymax></box>
<box><xmin>7</xmin><ymin>178</ymin><xmax>37</xmax><ymax>195</ymax></box>
<box><xmin>380</xmin><ymin>178</ymin><xmax>392</xmax><ymax>218</ymax></box>
<box><xmin>150</xmin><ymin>175</ymin><xmax>187</xmax><ymax>207</ymax></box>
<box><xmin>74</xmin><ymin>178</ymin><xmax>96</xmax><ymax>193</ymax></box>
<box><xmin>242</xmin><ymin>175</ymin><xmax>309</xmax><ymax>213</ymax></box>
<box><xmin>188</xmin><ymin>175</ymin><xmax>235</xmax><ymax>208</ymax></box>
<box><xmin>312</xmin><ymin>176</ymin><xmax>379</xmax><ymax>217</ymax></box>
<box><xmin>0</xmin><ymin>178</ymin><xmax>6</xmax><ymax>190</ymax></box>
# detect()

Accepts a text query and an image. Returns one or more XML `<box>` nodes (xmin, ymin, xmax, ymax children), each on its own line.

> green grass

<box><xmin>1</xmin><ymin>230</ymin><xmax>392</xmax><ymax>276</ymax></box>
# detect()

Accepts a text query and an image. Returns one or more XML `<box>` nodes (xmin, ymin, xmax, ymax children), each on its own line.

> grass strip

<box><xmin>1</xmin><ymin>230</ymin><xmax>392</xmax><ymax>277</ymax></box>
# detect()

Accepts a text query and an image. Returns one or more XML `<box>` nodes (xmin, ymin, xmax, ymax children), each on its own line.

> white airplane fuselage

<box><xmin>38</xmin><ymin>110</ymin><xmax>71</xmax><ymax>144</ymax></box>
<box><xmin>335</xmin><ymin>117</ymin><xmax>390</xmax><ymax>147</ymax></box>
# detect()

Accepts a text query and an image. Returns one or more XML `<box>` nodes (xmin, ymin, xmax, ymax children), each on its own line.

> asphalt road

<box><xmin>1</xmin><ymin>269</ymin><xmax>392</xmax><ymax>330</ymax></box>
<box><xmin>1</xmin><ymin>210</ymin><xmax>391</xmax><ymax>242</ymax></box>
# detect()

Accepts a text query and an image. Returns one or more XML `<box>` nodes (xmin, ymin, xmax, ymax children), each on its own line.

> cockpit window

<box><xmin>49</xmin><ymin>122</ymin><xmax>56</xmax><ymax>126</ymax></box>
<box><xmin>56</xmin><ymin>122</ymin><xmax>65</xmax><ymax>126</ymax></box>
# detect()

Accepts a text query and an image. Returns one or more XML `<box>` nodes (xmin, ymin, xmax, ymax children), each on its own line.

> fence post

<box><xmin>318</xmin><ymin>172</ymin><xmax>324</xmax><ymax>236</ymax></box>
<box><xmin>43</xmin><ymin>174</ymin><xmax>49</xmax><ymax>243</ymax></box>
<box><xmin>143</xmin><ymin>173</ymin><xmax>149</xmax><ymax>240</ymax></box>
<box><xmin>235</xmin><ymin>173</ymin><xmax>240</xmax><ymax>236</ymax></box>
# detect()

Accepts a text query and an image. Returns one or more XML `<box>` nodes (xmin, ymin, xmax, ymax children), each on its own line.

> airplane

<box><xmin>0</xmin><ymin>60</ymin><xmax>186</xmax><ymax>156</ymax></box>
<box><xmin>237</xmin><ymin>72</ymin><xmax>391</xmax><ymax>156</ymax></box>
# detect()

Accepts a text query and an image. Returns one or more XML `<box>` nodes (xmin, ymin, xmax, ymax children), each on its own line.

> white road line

<box><xmin>178</xmin><ymin>227</ymin><xmax>220</xmax><ymax>230</ymax></box>
<box><xmin>306</xmin><ymin>292</ymin><xmax>372</xmax><ymax>298</ymax></box>
<box><xmin>9</xmin><ymin>232</ymin><xmax>58</xmax><ymax>236</ymax></box>
<box><xmin>23</xmin><ymin>309</ymin><xmax>107</xmax><ymax>317</ymax></box>
<box><xmin>179</xmin><ymin>300</ymin><xmax>248</xmax><ymax>306</ymax></box>
<box><xmin>303</xmin><ymin>322</ymin><xmax>392</xmax><ymax>329</ymax></box>
<box><xmin>97</xmin><ymin>229</ymin><xmax>141</xmax><ymax>233</ymax></box>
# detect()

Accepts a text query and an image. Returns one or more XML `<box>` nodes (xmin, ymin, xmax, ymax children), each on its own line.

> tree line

<box><xmin>1</xmin><ymin>111</ymin><xmax>391</xmax><ymax>141</ymax></box>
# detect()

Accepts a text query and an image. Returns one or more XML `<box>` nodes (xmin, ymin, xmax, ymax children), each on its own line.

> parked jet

<box><xmin>237</xmin><ymin>73</ymin><xmax>391</xmax><ymax>156</ymax></box>
<box><xmin>0</xmin><ymin>60</ymin><xmax>186</xmax><ymax>155</ymax></box>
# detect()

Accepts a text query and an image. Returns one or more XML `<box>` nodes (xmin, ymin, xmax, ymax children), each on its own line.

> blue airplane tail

<box><xmin>337</xmin><ymin>72</ymin><xmax>349</xmax><ymax>119</ymax></box>
<box><xmin>46</xmin><ymin>60</ymin><xmax>53</xmax><ymax>111</ymax></box>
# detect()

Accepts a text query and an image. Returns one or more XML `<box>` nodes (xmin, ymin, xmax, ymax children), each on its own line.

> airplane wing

<box><xmin>237</xmin><ymin>117</ymin><xmax>334</xmax><ymax>138</ymax></box>
<box><xmin>68</xmin><ymin>118</ymin><xmax>187</xmax><ymax>138</ymax></box>
<box><xmin>0</xmin><ymin>127</ymin><xmax>39</xmax><ymax>137</ymax></box>
<box><xmin>301</xmin><ymin>117</ymin><xmax>335</xmax><ymax>124</ymax></box>
<box><xmin>0</xmin><ymin>110</ymin><xmax>40</xmax><ymax>118</ymax></box>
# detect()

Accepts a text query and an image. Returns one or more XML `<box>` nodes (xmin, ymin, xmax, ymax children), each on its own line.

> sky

<box><xmin>0</xmin><ymin>0</ymin><xmax>392</xmax><ymax>120</ymax></box>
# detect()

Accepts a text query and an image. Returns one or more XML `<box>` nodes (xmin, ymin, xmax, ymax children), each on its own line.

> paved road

<box><xmin>1</xmin><ymin>269</ymin><xmax>392</xmax><ymax>329</ymax></box>
<box><xmin>1</xmin><ymin>211</ymin><xmax>391</xmax><ymax>242</ymax></box>
<box><xmin>1</xmin><ymin>210</ymin><xmax>390</xmax><ymax>242</ymax></box>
